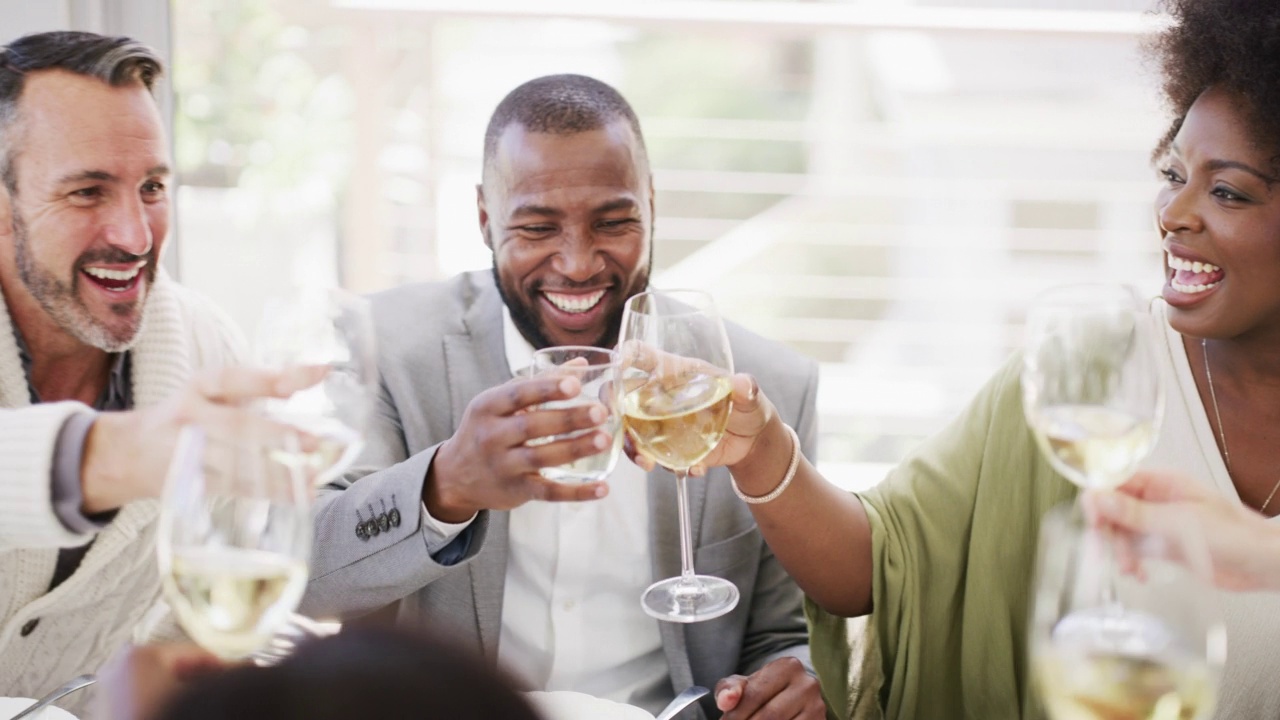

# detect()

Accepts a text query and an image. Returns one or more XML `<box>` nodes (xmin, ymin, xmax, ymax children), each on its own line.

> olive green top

<box><xmin>808</xmin><ymin>356</ymin><xmax>1078</xmax><ymax>719</ymax></box>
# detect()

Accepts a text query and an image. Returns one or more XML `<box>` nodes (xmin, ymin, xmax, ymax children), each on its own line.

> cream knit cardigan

<box><xmin>0</xmin><ymin>272</ymin><xmax>244</xmax><ymax>716</ymax></box>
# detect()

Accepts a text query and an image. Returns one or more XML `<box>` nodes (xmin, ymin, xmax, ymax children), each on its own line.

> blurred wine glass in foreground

<box><xmin>157</xmin><ymin>427</ymin><xmax>312</xmax><ymax>660</ymax></box>
<box><xmin>257</xmin><ymin>286</ymin><xmax>377</xmax><ymax>486</ymax></box>
<box><xmin>1031</xmin><ymin>504</ymin><xmax>1226</xmax><ymax>720</ymax></box>
<box><xmin>1022</xmin><ymin>284</ymin><xmax>1164</xmax><ymax>491</ymax></box>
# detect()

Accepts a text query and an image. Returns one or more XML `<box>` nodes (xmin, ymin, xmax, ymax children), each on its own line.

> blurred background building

<box><xmin>1</xmin><ymin>0</ymin><xmax>1167</xmax><ymax>490</ymax></box>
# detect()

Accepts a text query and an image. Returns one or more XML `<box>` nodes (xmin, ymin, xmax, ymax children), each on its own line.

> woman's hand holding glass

<box><xmin>617</xmin><ymin>289</ymin><xmax>741</xmax><ymax>623</ymax></box>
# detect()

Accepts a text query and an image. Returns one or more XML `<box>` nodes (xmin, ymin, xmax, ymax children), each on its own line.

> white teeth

<box><xmin>83</xmin><ymin>266</ymin><xmax>141</xmax><ymax>282</ymax></box>
<box><xmin>545</xmin><ymin>290</ymin><xmax>606</xmax><ymax>314</ymax></box>
<box><xmin>1166</xmin><ymin>252</ymin><xmax>1220</xmax><ymax>273</ymax></box>
<box><xmin>1171</xmin><ymin>279</ymin><xmax>1221</xmax><ymax>294</ymax></box>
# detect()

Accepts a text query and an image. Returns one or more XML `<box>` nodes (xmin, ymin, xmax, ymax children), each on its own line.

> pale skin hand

<box><xmin>80</xmin><ymin>365</ymin><xmax>330</xmax><ymax>515</ymax></box>
<box><xmin>1084</xmin><ymin>470</ymin><xmax>1280</xmax><ymax>592</ymax></box>
<box><xmin>425</xmin><ymin>374</ymin><xmax>614</xmax><ymax>524</ymax></box>
<box><xmin>714</xmin><ymin>656</ymin><xmax>826</xmax><ymax>720</ymax></box>
<box><xmin>96</xmin><ymin>642</ymin><xmax>228</xmax><ymax>720</ymax></box>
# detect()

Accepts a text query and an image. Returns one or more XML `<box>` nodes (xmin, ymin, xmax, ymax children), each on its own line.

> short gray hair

<box><xmin>0</xmin><ymin>31</ymin><xmax>163</xmax><ymax>194</ymax></box>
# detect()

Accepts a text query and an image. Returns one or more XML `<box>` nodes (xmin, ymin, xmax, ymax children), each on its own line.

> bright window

<box><xmin>172</xmin><ymin>0</ymin><xmax>1166</xmax><ymax>489</ymax></box>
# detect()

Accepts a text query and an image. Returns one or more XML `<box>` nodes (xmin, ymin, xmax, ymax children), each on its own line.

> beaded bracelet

<box><xmin>731</xmin><ymin>423</ymin><xmax>800</xmax><ymax>505</ymax></box>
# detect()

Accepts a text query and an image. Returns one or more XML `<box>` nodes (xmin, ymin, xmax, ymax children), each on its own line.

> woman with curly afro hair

<box><xmin>648</xmin><ymin>0</ymin><xmax>1280</xmax><ymax>717</ymax></box>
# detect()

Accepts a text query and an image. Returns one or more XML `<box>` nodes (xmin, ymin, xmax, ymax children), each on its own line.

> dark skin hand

<box><xmin>715</xmin><ymin>657</ymin><xmax>826</xmax><ymax>720</ymax></box>
<box><xmin>425</xmin><ymin>373</ymin><xmax>613</xmax><ymax>523</ymax></box>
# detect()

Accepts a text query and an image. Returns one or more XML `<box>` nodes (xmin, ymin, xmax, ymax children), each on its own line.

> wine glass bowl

<box><xmin>157</xmin><ymin>427</ymin><xmax>312</xmax><ymax>660</ymax></box>
<box><xmin>1022</xmin><ymin>285</ymin><xmax>1164</xmax><ymax>490</ymax></box>
<box><xmin>527</xmin><ymin>346</ymin><xmax>623</xmax><ymax>484</ymax></box>
<box><xmin>1031</xmin><ymin>504</ymin><xmax>1226</xmax><ymax>720</ymax></box>
<box><xmin>256</xmin><ymin>287</ymin><xmax>377</xmax><ymax>486</ymax></box>
<box><xmin>617</xmin><ymin>289</ymin><xmax>740</xmax><ymax>623</ymax></box>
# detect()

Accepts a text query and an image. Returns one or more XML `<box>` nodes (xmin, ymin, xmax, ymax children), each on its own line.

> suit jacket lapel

<box><xmin>443</xmin><ymin>276</ymin><xmax>516</xmax><ymax>661</ymax></box>
<box><xmin>649</xmin><ymin>464</ymin><xmax>711</xmax><ymax>691</ymax></box>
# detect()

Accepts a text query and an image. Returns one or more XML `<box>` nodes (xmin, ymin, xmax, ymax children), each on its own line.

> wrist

<box><xmin>728</xmin><ymin>417</ymin><xmax>793</xmax><ymax>497</ymax></box>
<box><xmin>424</xmin><ymin>441</ymin><xmax>478</xmax><ymax>524</ymax></box>
<box><xmin>81</xmin><ymin>413</ymin><xmax>131</xmax><ymax>513</ymax></box>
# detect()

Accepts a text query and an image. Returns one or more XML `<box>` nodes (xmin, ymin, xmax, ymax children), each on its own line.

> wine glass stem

<box><xmin>675</xmin><ymin>470</ymin><xmax>696</xmax><ymax>582</ymax></box>
<box><xmin>1100</xmin><ymin>522</ymin><xmax>1121</xmax><ymax>611</ymax></box>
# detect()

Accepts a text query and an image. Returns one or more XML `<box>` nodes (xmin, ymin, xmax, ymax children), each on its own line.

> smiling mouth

<box><xmin>1167</xmin><ymin>251</ymin><xmax>1224</xmax><ymax>294</ymax></box>
<box><xmin>542</xmin><ymin>289</ymin><xmax>607</xmax><ymax>314</ymax></box>
<box><xmin>82</xmin><ymin>264</ymin><xmax>145</xmax><ymax>293</ymax></box>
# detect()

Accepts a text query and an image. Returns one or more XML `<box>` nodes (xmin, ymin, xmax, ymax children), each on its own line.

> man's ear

<box><xmin>477</xmin><ymin>183</ymin><xmax>493</xmax><ymax>250</ymax></box>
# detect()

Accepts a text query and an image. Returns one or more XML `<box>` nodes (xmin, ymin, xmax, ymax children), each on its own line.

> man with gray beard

<box><xmin>0</xmin><ymin>32</ymin><xmax>319</xmax><ymax>714</ymax></box>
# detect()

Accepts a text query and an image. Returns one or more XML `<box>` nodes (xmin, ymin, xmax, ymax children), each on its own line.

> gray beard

<box><xmin>12</xmin><ymin>208</ymin><xmax>152</xmax><ymax>352</ymax></box>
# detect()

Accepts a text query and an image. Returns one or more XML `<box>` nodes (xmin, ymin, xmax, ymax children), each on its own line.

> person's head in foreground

<box><xmin>479</xmin><ymin>73</ymin><xmax>654</xmax><ymax>351</ymax></box>
<box><xmin>153</xmin><ymin>627</ymin><xmax>544</xmax><ymax>720</ymax></box>
<box><xmin>0</xmin><ymin>31</ymin><xmax>168</xmax><ymax>353</ymax></box>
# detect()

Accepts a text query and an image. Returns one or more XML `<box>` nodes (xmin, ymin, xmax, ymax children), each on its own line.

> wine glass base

<box><xmin>641</xmin><ymin>575</ymin><xmax>739</xmax><ymax>623</ymax></box>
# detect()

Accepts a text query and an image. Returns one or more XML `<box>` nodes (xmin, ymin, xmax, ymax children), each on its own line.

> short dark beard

<box><xmin>13</xmin><ymin>206</ymin><xmax>156</xmax><ymax>351</ymax></box>
<box><xmin>491</xmin><ymin>245</ymin><xmax>652</xmax><ymax>351</ymax></box>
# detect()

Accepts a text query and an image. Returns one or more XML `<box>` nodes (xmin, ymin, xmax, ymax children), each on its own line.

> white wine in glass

<box><xmin>618</xmin><ymin>289</ymin><xmax>739</xmax><ymax>623</ymax></box>
<box><xmin>1022</xmin><ymin>285</ymin><xmax>1164</xmax><ymax>490</ymax></box>
<box><xmin>158</xmin><ymin>428</ymin><xmax>312</xmax><ymax>660</ymax></box>
<box><xmin>257</xmin><ymin>286</ymin><xmax>377</xmax><ymax>487</ymax></box>
<box><xmin>1031</xmin><ymin>505</ymin><xmax>1225</xmax><ymax>720</ymax></box>
<box><xmin>527</xmin><ymin>346</ymin><xmax>624</xmax><ymax>483</ymax></box>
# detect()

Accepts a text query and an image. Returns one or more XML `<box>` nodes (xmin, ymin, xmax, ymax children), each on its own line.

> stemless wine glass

<box><xmin>157</xmin><ymin>427</ymin><xmax>312</xmax><ymax>660</ymax></box>
<box><xmin>527</xmin><ymin>346</ymin><xmax>624</xmax><ymax>483</ymax></box>
<box><xmin>617</xmin><ymin>289</ymin><xmax>739</xmax><ymax>623</ymax></box>
<box><xmin>1022</xmin><ymin>285</ymin><xmax>1165</xmax><ymax>490</ymax></box>
<box><xmin>1031</xmin><ymin>504</ymin><xmax>1226</xmax><ymax>720</ymax></box>
<box><xmin>257</xmin><ymin>286</ymin><xmax>377</xmax><ymax>486</ymax></box>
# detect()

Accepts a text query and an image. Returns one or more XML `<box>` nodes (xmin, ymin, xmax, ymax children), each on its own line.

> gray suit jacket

<box><xmin>303</xmin><ymin>271</ymin><xmax>820</xmax><ymax>718</ymax></box>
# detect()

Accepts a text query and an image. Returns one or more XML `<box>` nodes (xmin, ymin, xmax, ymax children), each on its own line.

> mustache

<box><xmin>532</xmin><ymin>275</ymin><xmax>616</xmax><ymax>293</ymax></box>
<box><xmin>74</xmin><ymin>248</ymin><xmax>152</xmax><ymax>269</ymax></box>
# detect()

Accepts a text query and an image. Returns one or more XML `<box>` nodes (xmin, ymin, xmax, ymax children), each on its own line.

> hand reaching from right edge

<box><xmin>1085</xmin><ymin>470</ymin><xmax>1280</xmax><ymax>592</ymax></box>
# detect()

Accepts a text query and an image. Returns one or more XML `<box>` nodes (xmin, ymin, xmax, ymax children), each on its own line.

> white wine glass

<box><xmin>157</xmin><ymin>427</ymin><xmax>312</xmax><ymax>660</ymax></box>
<box><xmin>618</xmin><ymin>289</ymin><xmax>739</xmax><ymax>623</ymax></box>
<box><xmin>527</xmin><ymin>346</ymin><xmax>624</xmax><ymax>484</ymax></box>
<box><xmin>1022</xmin><ymin>284</ymin><xmax>1164</xmax><ymax>490</ymax></box>
<box><xmin>257</xmin><ymin>286</ymin><xmax>377</xmax><ymax>487</ymax></box>
<box><xmin>1031</xmin><ymin>503</ymin><xmax>1226</xmax><ymax>720</ymax></box>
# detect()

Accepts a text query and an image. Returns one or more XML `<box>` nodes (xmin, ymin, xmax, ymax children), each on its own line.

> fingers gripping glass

<box><xmin>618</xmin><ymin>289</ymin><xmax>739</xmax><ymax>623</ymax></box>
<box><xmin>157</xmin><ymin>427</ymin><xmax>312</xmax><ymax>660</ymax></box>
<box><xmin>527</xmin><ymin>346</ymin><xmax>624</xmax><ymax>484</ymax></box>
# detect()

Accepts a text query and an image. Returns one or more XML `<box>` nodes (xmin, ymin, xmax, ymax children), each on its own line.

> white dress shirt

<box><xmin>424</xmin><ymin>309</ymin><xmax>671</xmax><ymax>713</ymax></box>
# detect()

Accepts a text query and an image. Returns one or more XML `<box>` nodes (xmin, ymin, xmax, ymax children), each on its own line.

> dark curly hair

<box><xmin>1149</xmin><ymin>0</ymin><xmax>1280</xmax><ymax>166</ymax></box>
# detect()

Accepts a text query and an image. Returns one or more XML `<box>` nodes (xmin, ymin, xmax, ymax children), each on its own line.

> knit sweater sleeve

<box><xmin>0</xmin><ymin>401</ymin><xmax>101</xmax><ymax>549</ymax></box>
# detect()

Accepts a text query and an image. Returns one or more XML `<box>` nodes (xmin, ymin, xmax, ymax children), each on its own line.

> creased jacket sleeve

<box><xmin>300</xmin><ymin>373</ymin><xmax>489</xmax><ymax>619</ymax></box>
<box><xmin>0</xmin><ymin>401</ymin><xmax>100</xmax><ymax>549</ymax></box>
